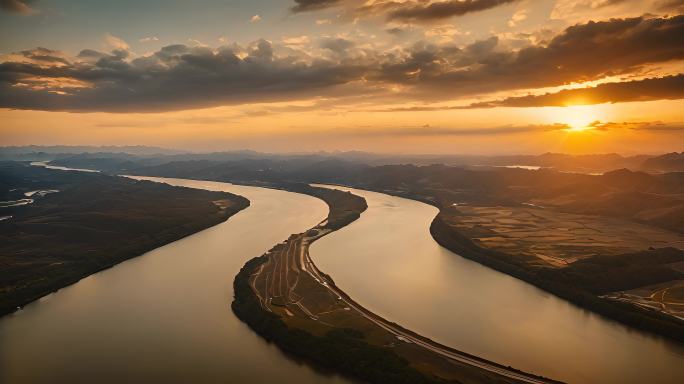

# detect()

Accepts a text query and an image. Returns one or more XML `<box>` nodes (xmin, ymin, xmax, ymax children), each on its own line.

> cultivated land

<box><xmin>449</xmin><ymin>205</ymin><xmax>684</xmax><ymax>267</ymax></box>
<box><xmin>233</xmin><ymin>184</ymin><xmax>560</xmax><ymax>384</ymax></box>
<box><xmin>0</xmin><ymin>162</ymin><xmax>249</xmax><ymax>316</ymax></box>
<box><xmin>441</xmin><ymin>205</ymin><xmax>684</xmax><ymax>321</ymax></box>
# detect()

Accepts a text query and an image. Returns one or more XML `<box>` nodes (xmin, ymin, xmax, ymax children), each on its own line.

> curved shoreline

<box><xmin>232</xmin><ymin>184</ymin><xmax>561</xmax><ymax>384</ymax></box>
<box><xmin>319</xmin><ymin>183</ymin><xmax>684</xmax><ymax>344</ymax></box>
<box><xmin>1</xmin><ymin>165</ymin><xmax>250</xmax><ymax>317</ymax></box>
<box><xmin>429</xmin><ymin>214</ymin><xmax>684</xmax><ymax>344</ymax></box>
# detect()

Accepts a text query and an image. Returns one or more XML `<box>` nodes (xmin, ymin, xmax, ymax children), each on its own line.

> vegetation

<box><xmin>0</xmin><ymin>162</ymin><xmax>249</xmax><ymax>316</ymax></box>
<box><xmin>558</xmin><ymin>247</ymin><xmax>684</xmax><ymax>294</ymax></box>
<box><xmin>231</xmin><ymin>256</ymin><xmax>444</xmax><ymax>384</ymax></box>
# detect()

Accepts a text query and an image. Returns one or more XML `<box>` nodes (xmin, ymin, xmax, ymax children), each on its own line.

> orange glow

<box><xmin>539</xmin><ymin>105</ymin><xmax>608</xmax><ymax>132</ymax></box>
<box><xmin>14</xmin><ymin>76</ymin><xmax>92</xmax><ymax>91</ymax></box>
<box><xmin>1</xmin><ymin>99</ymin><xmax>683</xmax><ymax>154</ymax></box>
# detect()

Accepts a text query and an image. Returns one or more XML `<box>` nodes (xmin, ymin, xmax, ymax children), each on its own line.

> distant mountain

<box><xmin>0</xmin><ymin>145</ymin><xmax>188</xmax><ymax>159</ymax></box>
<box><xmin>13</xmin><ymin>146</ymin><xmax>684</xmax><ymax>174</ymax></box>
<box><xmin>641</xmin><ymin>152</ymin><xmax>684</xmax><ymax>172</ymax></box>
<box><xmin>307</xmin><ymin>152</ymin><xmax>653</xmax><ymax>174</ymax></box>
<box><xmin>32</xmin><ymin>150</ymin><xmax>684</xmax><ymax>234</ymax></box>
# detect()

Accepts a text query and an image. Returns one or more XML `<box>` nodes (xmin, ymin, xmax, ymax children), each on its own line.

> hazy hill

<box><xmin>642</xmin><ymin>152</ymin><xmax>684</xmax><ymax>172</ymax></box>
<box><xmin>10</xmin><ymin>146</ymin><xmax>684</xmax><ymax>173</ymax></box>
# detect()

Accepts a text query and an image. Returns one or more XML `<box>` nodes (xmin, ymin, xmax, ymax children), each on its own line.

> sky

<box><xmin>1</xmin><ymin>0</ymin><xmax>683</xmax><ymax>154</ymax></box>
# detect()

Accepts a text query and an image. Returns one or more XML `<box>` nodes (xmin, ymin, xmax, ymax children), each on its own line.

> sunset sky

<box><xmin>1</xmin><ymin>0</ymin><xmax>683</xmax><ymax>154</ymax></box>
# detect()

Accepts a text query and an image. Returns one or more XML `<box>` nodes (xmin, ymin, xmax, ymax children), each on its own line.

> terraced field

<box><xmin>448</xmin><ymin>205</ymin><xmax>684</xmax><ymax>268</ymax></box>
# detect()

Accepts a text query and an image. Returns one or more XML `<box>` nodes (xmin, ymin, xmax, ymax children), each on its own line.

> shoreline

<box><xmin>320</xmin><ymin>182</ymin><xmax>684</xmax><ymax>344</ymax></box>
<box><xmin>429</xmin><ymin>213</ymin><xmax>684</xmax><ymax>344</ymax></box>
<box><xmin>1</xmin><ymin>168</ymin><xmax>250</xmax><ymax>317</ymax></box>
<box><xmin>2</xmin><ymin>208</ymin><xmax>247</xmax><ymax>317</ymax></box>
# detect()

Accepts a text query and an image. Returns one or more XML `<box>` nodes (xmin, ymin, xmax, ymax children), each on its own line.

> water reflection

<box><xmin>310</xmin><ymin>185</ymin><xmax>684</xmax><ymax>384</ymax></box>
<box><xmin>0</xmin><ymin>177</ymin><xmax>352</xmax><ymax>384</ymax></box>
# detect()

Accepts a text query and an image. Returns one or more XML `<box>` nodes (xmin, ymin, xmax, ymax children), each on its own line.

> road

<box><xmin>249</xmin><ymin>222</ymin><xmax>560</xmax><ymax>384</ymax></box>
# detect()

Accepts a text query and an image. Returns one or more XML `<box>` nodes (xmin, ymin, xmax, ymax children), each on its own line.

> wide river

<box><xmin>1</xmin><ymin>177</ymin><xmax>683</xmax><ymax>384</ymax></box>
<box><xmin>0</xmin><ymin>177</ymin><xmax>352</xmax><ymax>384</ymax></box>
<box><xmin>311</xmin><ymin>186</ymin><xmax>684</xmax><ymax>384</ymax></box>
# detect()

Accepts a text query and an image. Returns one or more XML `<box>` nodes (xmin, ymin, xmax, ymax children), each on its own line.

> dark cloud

<box><xmin>0</xmin><ymin>41</ymin><xmax>368</xmax><ymax>112</ymax></box>
<box><xmin>292</xmin><ymin>0</ymin><xmax>519</xmax><ymax>21</ymax></box>
<box><xmin>1</xmin><ymin>16</ymin><xmax>683</xmax><ymax>113</ymax></box>
<box><xmin>583</xmin><ymin>120</ymin><xmax>684</xmax><ymax>132</ymax></box>
<box><xmin>0</xmin><ymin>0</ymin><xmax>33</xmax><ymax>14</ymax></box>
<box><xmin>372</xmin><ymin>74</ymin><xmax>684</xmax><ymax>113</ymax></box>
<box><xmin>372</xmin><ymin>15</ymin><xmax>684</xmax><ymax>98</ymax></box>
<box><xmin>380</xmin><ymin>0</ymin><xmax>519</xmax><ymax>22</ymax></box>
<box><xmin>366</xmin><ymin>105</ymin><xmax>463</xmax><ymax>113</ymax></box>
<box><xmin>385</xmin><ymin>27</ymin><xmax>406</xmax><ymax>35</ymax></box>
<box><xmin>77</xmin><ymin>49</ymin><xmax>107</xmax><ymax>61</ymax></box>
<box><xmin>291</xmin><ymin>0</ymin><xmax>342</xmax><ymax>13</ymax></box>
<box><xmin>468</xmin><ymin>74</ymin><xmax>684</xmax><ymax>108</ymax></box>
<box><xmin>320</xmin><ymin>37</ymin><xmax>354</xmax><ymax>53</ymax></box>
<box><xmin>20</xmin><ymin>47</ymin><xmax>70</xmax><ymax>65</ymax></box>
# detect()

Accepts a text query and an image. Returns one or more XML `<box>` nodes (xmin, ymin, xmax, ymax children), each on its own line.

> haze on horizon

<box><xmin>1</xmin><ymin>0</ymin><xmax>683</xmax><ymax>155</ymax></box>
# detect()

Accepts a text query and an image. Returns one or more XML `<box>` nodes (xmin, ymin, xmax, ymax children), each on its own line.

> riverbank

<box><xmin>317</xmin><ymin>182</ymin><xmax>684</xmax><ymax>344</ymax></box>
<box><xmin>429</xmin><ymin>213</ymin><xmax>684</xmax><ymax>343</ymax></box>
<box><xmin>232</xmin><ymin>183</ymin><xmax>560</xmax><ymax>384</ymax></box>
<box><xmin>0</xmin><ymin>162</ymin><xmax>250</xmax><ymax>316</ymax></box>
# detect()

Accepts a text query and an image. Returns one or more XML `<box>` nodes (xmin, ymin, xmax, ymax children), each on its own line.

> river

<box><xmin>2</xmin><ymin>174</ymin><xmax>683</xmax><ymax>383</ymax></box>
<box><xmin>0</xmin><ymin>177</ymin><xmax>352</xmax><ymax>384</ymax></box>
<box><xmin>310</xmin><ymin>185</ymin><xmax>684</xmax><ymax>384</ymax></box>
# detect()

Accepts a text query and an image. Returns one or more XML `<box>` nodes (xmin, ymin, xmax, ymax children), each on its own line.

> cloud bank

<box><xmin>470</xmin><ymin>75</ymin><xmax>684</xmax><ymax>108</ymax></box>
<box><xmin>364</xmin><ymin>0</ymin><xmax>520</xmax><ymax>22</ymax></box>
<box><xmin>291</xmin><ymin>0</ymin><xmax>342</xmax><ymax>13</ymax></box>
<box><xmin>1</xmin><ymin>15</ymin><xmax>683</xmax><ymax>112</ymax></box>
<box><xmin>291</xmin><ymin>0</ymin><xmax>520</xmax><ymax>21</ymax></box>
<box><xmin>0</xmin><ymin>0</ymin><xmax>34</xmax><ymax>14</ymax></box>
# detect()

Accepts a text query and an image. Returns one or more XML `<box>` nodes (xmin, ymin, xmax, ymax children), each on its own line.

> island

<box><xmin>232</xmin><ymin>183</ymin><xmax>560</xmax><ymax>384</ymax></box>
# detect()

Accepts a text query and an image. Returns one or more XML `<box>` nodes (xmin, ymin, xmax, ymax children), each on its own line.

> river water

<box><xmin>2</xmin><ymin>175</ymin><xmax>683</xmax><ymax>384</ymax></box>
<box><xmin>0</xmin><ymin>177</ymin><xmax>352</xmax><ymax>384</ymax></box>
<box><xmin>310</xmin><ymin>185</ymin><xmax>684</xmax><ymax>384</ymax></box>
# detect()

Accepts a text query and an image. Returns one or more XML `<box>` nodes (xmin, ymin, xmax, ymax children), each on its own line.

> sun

<box><xmin>540</xmin><ymin>105</ymin><xmax>607</xmax><ymax>132</ymax></box>
<box><xmin>564</xmin><ymin>115</ymin><xmax>595</xmax><ymax>131</ymax></box>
